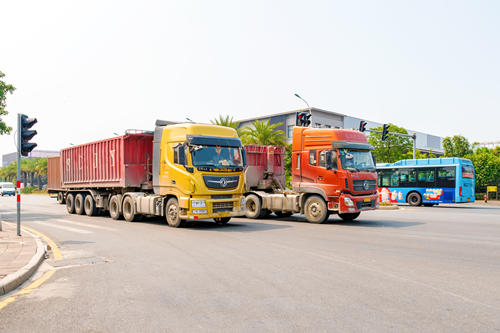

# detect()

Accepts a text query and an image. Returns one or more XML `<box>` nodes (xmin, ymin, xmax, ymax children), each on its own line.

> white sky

<box><xmin>1</xmin><ymin>0</ymin><xmax>499</xmax><ymax>157</ymax></box>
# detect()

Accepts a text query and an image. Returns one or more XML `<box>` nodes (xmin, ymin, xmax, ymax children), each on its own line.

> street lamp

<box><xmin>294</xmin><ymin>93</ymin><xmax>312</xmax><ymax>123</ymax></box>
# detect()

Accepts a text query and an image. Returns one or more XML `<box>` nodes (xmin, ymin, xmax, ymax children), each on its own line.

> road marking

<box><xmin>35</xmin><ymin>222</ymin><xmax>92</xmax><ymax>234</ymax></box>
<box><xmin>0</xmin><ymin>270</ymin><xmax>56</xmax><ymax>311</ymax></box>
<box><xmin>55</xmin><ymin>219</ymin><xmax>115</xmax><ymax>231</ymax></box>
<box><xmin>4</xmin><ymin>222</ymin><xmax>63</xmax><ymax>260</ymax></box>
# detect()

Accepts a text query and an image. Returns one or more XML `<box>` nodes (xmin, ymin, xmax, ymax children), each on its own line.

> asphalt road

<box><xmin>1</xmin><ymin>195</ymin><xmax>499</xmax><ymax>332</ymax></box>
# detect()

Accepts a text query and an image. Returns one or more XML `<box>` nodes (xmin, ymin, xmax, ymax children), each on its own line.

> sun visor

<box><xmin>187</xmin><ymin>135</ymin><xmax>242</xmax><ymax>147</ymax></box>
<box><xmin>332</xmin><ymin>141</ymin><xmax>373</xmax><ymax>150</ymax></box>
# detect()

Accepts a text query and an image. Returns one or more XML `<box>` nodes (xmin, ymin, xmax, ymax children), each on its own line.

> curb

<box><xmin>378</xmin><ymin>205</ymin><xmax>400</xmax><ymax>210</ymax></box>
<box><xmin>0</xmin><ymin>227</ymin><xmax>46</xmax><ymax>296</ymax></box>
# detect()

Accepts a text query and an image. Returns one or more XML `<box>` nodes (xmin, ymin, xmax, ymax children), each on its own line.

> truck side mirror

<box><xmin>242</xmin><ymin>149</ymin><xmax>247</xmax><ymax>167</ymax></box>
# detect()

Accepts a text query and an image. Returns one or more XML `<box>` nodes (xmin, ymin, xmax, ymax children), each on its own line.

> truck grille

<box><xmin>353</xmin><ymin>179</ymin><xmax>377</xmax><ymax>191</ymax></box>
<box><xmin>203</xmin><ymin>176</ymin><xmax>239</xmax><ymax>189</ymax></box>
<box><xmin>213</xmin><ymin>201</ymin><xmax>234</xmax><ymax>213</ymax></box>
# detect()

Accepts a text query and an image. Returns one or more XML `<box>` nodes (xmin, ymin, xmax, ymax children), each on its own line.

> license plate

<box><xmin>364</xmin><ymin>198</ymin><xmax>371</xmax><ymax>202</ymax></box>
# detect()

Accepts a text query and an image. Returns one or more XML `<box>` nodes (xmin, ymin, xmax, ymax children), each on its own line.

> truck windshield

<box><xmin>338</xmin><ymin>149</ymin><xmax>375</xmax><ymax>172</ymax></box>
<box><xmin>190</xmin><ymin>145</ymin><xmax>243</xmax><ymax>168</ymax></box>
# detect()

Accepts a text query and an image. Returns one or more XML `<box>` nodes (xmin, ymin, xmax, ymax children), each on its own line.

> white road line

<box><xmin>36</xmin><ymin>221</ymin><xmax>92</xmax><ymax>234</ymax></box>
<box><xmin>55</xmin><ymin>219</ymin><xmax>115</xmax><ymax>231</ymax></box>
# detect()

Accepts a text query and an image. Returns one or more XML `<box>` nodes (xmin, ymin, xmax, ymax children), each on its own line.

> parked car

<box><xmin>0</xmin><ymin>182</ymin><xmax>16</xmax><ymax>196</ymax></box>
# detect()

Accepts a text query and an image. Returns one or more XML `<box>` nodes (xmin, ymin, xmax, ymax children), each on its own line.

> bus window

<box><xmin>380</xmin><ymin>169</ymin><xmax>394</xmax><ymax>187</ymax></box>
<box><xmin>390</xmin><ymin>170</ymin><xmax>399</xmax><ymax>187</ymax></box>
<box><xmin>400</xmin><ymin>168</ymin><xmax>416</xmax><ymax>187</ymax></box>
<box><xmin>417</xmin><ymin>168</ymin><xmax>436</xmax><ymax>187</ymax></box>
<box><xmin>436</xmin><ymin>167</ymin><xmax>456</xmax><ymax>188</ymax></box>
<box><xmin>462</xmin><ymin>165</ymin><xmax>474</xmax><ymax>179</ymax></box>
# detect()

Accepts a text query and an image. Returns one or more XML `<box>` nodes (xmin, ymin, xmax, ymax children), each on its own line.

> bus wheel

<box><xmin>338</xmin><ymin>212</ymin><xmax>360</xmax><ymax>221</ymax></box>
<box><xmin>407</xmin><ymin>192</ymin><xmax>422</xmax><ymax>206</ymax></box>
<box><xmin>84</xmin><ymin>195</ymin><xmax>97</xmax><ymax>216</ymax></box>
<box><xmin>109</xmin><ymin>195</ymin><xmax>122</xmax><ymax>220</ymax></box>
<box><xmin>166</xmin><ymin>198</ymin><xmax>184</xmax><ymax>228</ymax></box>
<box><xmin>245</xmin><ymin>194</ymin><xmax>262</xmax><ymax>219</ymax></box>
<box><xmin>304</xmin><ymin>195</ymin><xmax>329</xmax><ymax>224</ymax></box>
<box><xmin>214</xmin><ymin>217</ymin><xmax>231</xmax><ymax>225</ymax></box>
<box><xmin>66</xmin><ymin>193</ymin><xmax>75</xmax><ymax>214</ymax></box>
<box><xmin>57</xmin><ymin>192</ymin><xmax>65</xmax><ymax>204</ymax></box>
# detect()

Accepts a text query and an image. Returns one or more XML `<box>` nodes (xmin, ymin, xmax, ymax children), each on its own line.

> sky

<box><xmin>1</xmin><ymin>0</ymin><xmax>499</xmax><ymax>158</ymax></box>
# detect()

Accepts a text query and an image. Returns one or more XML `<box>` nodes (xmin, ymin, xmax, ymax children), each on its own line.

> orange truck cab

<box><xmin>292</xmin><ymin>127</ymin><xmax>379</xmax><ymax>220</ymax></box>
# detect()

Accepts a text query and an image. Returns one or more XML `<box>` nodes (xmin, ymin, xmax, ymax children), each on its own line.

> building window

<box><xmin>325</xmin><ymin>125</ymin><xmax>331</xmax><ymax>128</ymax></box>
<box><xmin>287</xmin><ymin>125</ymin><xmax>294</xmax><ymax>139</ymax></box>
<box><xmin>315</xmin><ymin>123</ymin><xmax>321</xmax><ymax>128</ymax></box>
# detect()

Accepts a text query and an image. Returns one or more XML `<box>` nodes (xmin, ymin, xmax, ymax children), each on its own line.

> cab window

<box><xmin>309</xmin><ymin>150</ymin><xmax>317</xmax><ymax>166</ymax></box>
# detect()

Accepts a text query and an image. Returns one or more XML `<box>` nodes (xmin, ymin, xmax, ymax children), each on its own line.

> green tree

<box><xmin>283</xmin><ymin>144</ymin><xmax>292</xmax><ymax>188</ymax></box>
<box><xmin>0</xmin><ymin>71</ymin><xmax>16</xmax><ymax>135</ymax></box>
<box><xmin>442</xmin><ymin>135</ymin><xmax>472</xmax><ymax>157</ymax></box>
<box><xmin>240</xmin><ymin>119</ymin><xmax>286</xmax><ymax>146</ymax></box>
<box><xmin>210</xmin><ymin>115</ymin><xmax>242</xmax><ymax>136</ymax></box>
<box><xmin>368</xmin><ymin>123</ymin><xmax>412</xmax><ymax>163</ymax></box>
<box><xmin>467</xmin><ymin>147</ymin><xmax>500</xmax><ymax>192</ymax></box>
<box><xmin>402</xmin><ymin>149</ymin><xmax>436</xmax><ymax>160</ymax></box>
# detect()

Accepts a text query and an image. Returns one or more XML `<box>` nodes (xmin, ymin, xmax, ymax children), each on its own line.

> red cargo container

<box><xmin>244</xmin><ymin>145</ymin><xmax>285</xmax><ymax>189</ymax></box>
<box><xmin>47</xmin><ymin>156</ymin><xmax>61</xmax><ymax>191</ymax></box>
<box><xmin>61</xmin><ymin>134</ymin><xmax>153</xmax><ymax>189</ymax></box>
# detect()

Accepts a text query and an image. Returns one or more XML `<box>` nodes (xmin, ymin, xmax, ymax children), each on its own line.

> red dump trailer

<box><xmin>48</xmin><ymin>133</ymin><xmax>154</xmax><ymax>204</ymax></box>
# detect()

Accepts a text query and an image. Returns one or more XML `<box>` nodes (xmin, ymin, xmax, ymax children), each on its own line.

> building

<box><xmin>238</xmin><ymin>108</ymin><xmax>443</xmax><ymax>154</ymax></box>
<box><xmin>2</xmin><ymin>150</ymin><xmax>60</xmax><ymax>167</ymax></box>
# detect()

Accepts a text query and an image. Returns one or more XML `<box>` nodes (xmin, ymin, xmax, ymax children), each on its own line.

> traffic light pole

<box><xmin>367</xmin><ymin>129</ymin><xmax>417</xmax><ymax>159</ymax></box>
<box><xmin>16</xmin><ymin>113</ymin><xmax>21</xmax><ymax>236</ymax></box>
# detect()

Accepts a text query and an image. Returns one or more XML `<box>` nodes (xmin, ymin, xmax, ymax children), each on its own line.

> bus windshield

<box><xmin>338</xmin><ymin>149</ymin><xmax>375</xmax><ymax>172</ymax></box>
<box><xmin>190</xmin><ymin>145</ymin><xmax>243</xmax><ymax>168</ymax></box>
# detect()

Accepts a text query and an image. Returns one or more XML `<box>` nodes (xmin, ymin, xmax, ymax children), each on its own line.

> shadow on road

<box><xmin>270</xmin><ymin>215</ymin><xmax>424</xmax><ymax>228</ymax></box>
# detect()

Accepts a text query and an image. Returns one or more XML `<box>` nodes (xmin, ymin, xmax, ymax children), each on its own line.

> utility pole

<box><xmin>16</xmin><ymin>114</ymin><xmax>21</xmax><ymax>236</ymax></box>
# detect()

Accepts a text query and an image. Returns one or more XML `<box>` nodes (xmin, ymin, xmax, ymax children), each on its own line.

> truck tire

<box><xmin>57</xmin><ymin>192</ymin><xmax>65</xmax><ymax>204</ymax></box>
<box><xmin>245</xmin><ymin>194</ymin><xmax>262</xmax><ymax>219</ymax></box>
<box><xmin>122</xmin><ymin>196</ymin><xmax>137</xmax><ymax>222</ymax></box>
<box><xmin>304</xmin><ymin>195</ymin><xmax>329</xmax><ymax>224</ymax></box>
<box><xmin>166</xmin><ymin>198</ymin><xmax>184</xmax><ymax>228</ymax></box>
<box><xmin>109</xmin><ymin>195</ymin><xmax>122</xmax><ymax>220</ymax></box>
<box><xmin>407</xmin><ymin>192</ymin><xmax>422</xmax><ymax>206</ymax></box>
<box><xmin>74</xmin><ymin>193</ymin><xmax>86</xmax><ymax>215</ymax></box>
<box><xmin>338</xmin><ymin>212</ymin><xmax>360</xmax><ymax>221</ymax></box>
<box><xmin>214</xmin><ymin>217</ymin><xmax>231</xmax><ymax>225</ymax></box>
<box><xmin>84</xmin><ymin>195</ymin><xmax>97</xmax><ymax>216</ymax></box>
<box><xmin>274</xmin><ymin>211</ymin><xmax>293</xmax><ymax>218</ymax></box>
<box><xmin>66</xmin><ymin>193</ymin><xmax>75</xmax><ymax>214</ymax></box>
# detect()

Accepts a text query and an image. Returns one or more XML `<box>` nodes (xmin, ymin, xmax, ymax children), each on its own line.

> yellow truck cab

<box><xmin>153</xmin><ymin>121</ymin><xmax>246</xmax><ymax>226</ymax></box>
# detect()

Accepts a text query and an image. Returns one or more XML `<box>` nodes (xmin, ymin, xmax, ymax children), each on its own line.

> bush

<box><xmin>21</xmin><ymin>186</ymin><xmax>35</xmax><ymax>194</ymax></box>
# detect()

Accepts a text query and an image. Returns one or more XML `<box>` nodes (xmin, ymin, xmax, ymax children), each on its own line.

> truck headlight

<box><xmin>191</xmin><ymin>200</ymin><xmax>206</xmax><ymax>208</ymax></box>
<box><xmin>240</xmin><ymin>197</ymin><xmax>245</xmax><ymax>206</ymax></box>
<box><xmin>344</xmin><ymin>197</ymin><xmax>354</xmax><ymax>207</ymax></box>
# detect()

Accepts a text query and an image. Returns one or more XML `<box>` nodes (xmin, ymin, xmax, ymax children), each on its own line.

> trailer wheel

<box><xmin>166</xmin><ymin>198</ymin><xmax>184</xmax><ymax>228</ymax></box>
<box><xmin>245</xmin><ymin>194</ymin><xmax>262</xmax><ymax>219</ymax></box>
<box><xmin>338</xmin><ymin>212</ymin><xmax>360</xmax><ymax>221</ymax></box>
<box><xmin>214</xmin><ymin>217</ymin><xmax>231</xmax><ymax>225</ymax></box>
<box><xmin>57</xmin><ymin>192</ymin><xmax>65</xmax><ymax>204</ymax></box>
<box><xmin>74</xmin><ymin>194</ymin><xmax>86</xmax><ymax>215</ymax></box>
<box><xmin>109</xmin><ymin>195</ymin><xmax>122</xmax><ymax>220</ymax></box>
<box><xmin>407</xmin><ymin>192</ymin><xmax>422</xmax><ymax>206</ymax></box>
<box><xmin>66</xmin><ymin>193</ymin><xmax>75</xmax><ymax>214</ymax></box>
<box><xmin>274</xmin><ymin>211</ymin><xmax>293</xmax><ymax>218</ymax></box>
<box><xmin>304</xmin><ymin>195</ymin><xmax>329</xmax><ymax>224</ymax></box>
<box><xmin>84</xmin><ymin>195</ymin><xmax>97</xmax><ymax>216</ymax></box>
<box><xmin>122</xmin><ymin>196</ymin><xmax>137</xmax><ymax>222</ymax></box>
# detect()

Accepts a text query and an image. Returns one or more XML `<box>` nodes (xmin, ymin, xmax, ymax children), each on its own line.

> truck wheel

<box><xmin>84</xmin><ymin>195</ymin><xmax>97</xmax><ymax>216</ymax></box>
<box><xmin>245</xmin><ymin>194</ymin><xmax>262</xmax><ymax>219</ymax></box>
<box><xmin>166</xmin><ymin>198</ymin><xmax>184</xmax><ymax>228</ymax></box>
<box><xmin>214</xmin><ymin>217</ymin><xmax>231</xmax><ymax>225</ymax></box>
<box><xmin>66</xmin><ymin>193</ymin><xmax>75</xmax><ymax>214</ymax></box>
<box><xmin>338</xmin><ymin>212</ymin><xmax>360</xmax><ymax>221</ymax></box>
<box><xmin>122</xmin><ymin>196</ymin><xmax>137</xmax><ymax>222</ymax></box>
<box><xmin>407</xmin><ymin>192</ymin><xmax>422</xmax><ymax>206</ymax></box>
<box><xmin>57</xmin><ymin>192</ymin><xmax>65</xmax><ymax>204</ymax></box>
<box><xmin>274</xmin><ymin>211</ymin><xmax>293</xmax><ymax>218</ymax></box>
<box><xmin>109</xmin><ymin>195</ymin><xmax>122</xmax><ymax>220</ymax></box>
<box><xmin>74</xmin><ymin>193</ymin><xmax>86</xmax><ymax>215</ymax></box>
<box><xmin>304</xmin><ymin>195</ymin><xmax>329</xmax><ymax>224</ymax></box>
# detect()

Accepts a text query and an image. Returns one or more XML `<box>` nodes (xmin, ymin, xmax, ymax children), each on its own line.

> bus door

<box><xmin>459</xmin><ymin>164</ymin><xmax>475</xmax><ymax>202</ymax></box>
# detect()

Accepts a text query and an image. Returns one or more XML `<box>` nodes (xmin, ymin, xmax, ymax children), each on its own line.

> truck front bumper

<box><xmin>336</xmin><ymin>193</ymin><xmax>379</xmax><ymax>214</ymax></box>
<box><xmin>180</xmin><ymin>196</ymin><xmax>246</xmax><ymax>220</ymax></box>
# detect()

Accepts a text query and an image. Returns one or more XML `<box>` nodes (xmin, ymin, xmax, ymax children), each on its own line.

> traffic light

<box><xmin>20</xmin><ymin>115</ymin><xmax>37</xmax><ymax>156</ymax></box>
<box><xmin>381</xmin><ymin>124</ymin><xmax>389</xmax><ymax>141</ymax></box>
<box><xmin>296</xmin><ymin>111</ymin><xmax>311</xmax><ymax>127</ymax></box>
<box><xmin>359</xmin><ymin>121</ymin><xmax>367</xmax><ymax>132</ymax></box>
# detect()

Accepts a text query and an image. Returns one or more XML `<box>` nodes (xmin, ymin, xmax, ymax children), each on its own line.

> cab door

<box><xmin>314</xmin><ymin>150</ymin><xmax>342</xmax><ymax>195</ymax></box>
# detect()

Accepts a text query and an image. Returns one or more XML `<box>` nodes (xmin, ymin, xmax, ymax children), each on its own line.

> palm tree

<box><xmin>35</xmin><ymin>158</ymin><xmax>48</xmax><ymax>190</ymax></box>
<box><xmin>210</xmin><ymin>115</ymin><xmax>242</xmax><ymax>136</ymax></box>
<box><xmin>240</xmin><ymin>119</ymin><xmax>287</xmax><ymax>146</ymax></box>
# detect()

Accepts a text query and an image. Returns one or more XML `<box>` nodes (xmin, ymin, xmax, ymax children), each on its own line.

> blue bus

<box><xmin>376</xmin><ymin>158</ymin><xmax>475</xmax><ymax>206</ymax></box>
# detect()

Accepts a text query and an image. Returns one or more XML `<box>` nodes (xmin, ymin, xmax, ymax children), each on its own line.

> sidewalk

<box><xmin>0</xmin><ymin>222</ymin><xmax>45</xmax><ymax>295</ymax></box>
